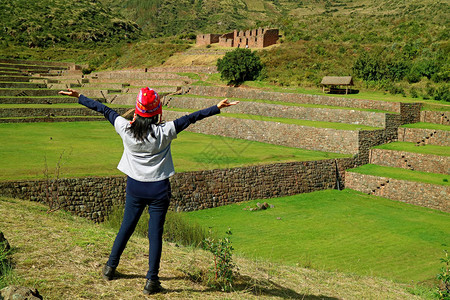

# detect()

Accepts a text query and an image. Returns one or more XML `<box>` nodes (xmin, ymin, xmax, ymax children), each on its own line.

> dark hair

<box><xmin>126</xmin><ymin>114</ymin><xmax>161</xmax><ymax>142</ymax></box>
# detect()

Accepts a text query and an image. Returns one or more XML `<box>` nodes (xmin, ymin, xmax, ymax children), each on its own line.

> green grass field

<box><xmin>184</xmin><ymin>189</ymin><xmax>450</xmax><ymax>284</ymax></box>
<box><xmin>373</xmin><ymin>141</ymin><xmax>450</xmax><ymax>157</ymax></box>
<box><xmin>0</xmin><ymin>121</ymin><xmax>350</xmax><ymax>180</ymax></box>
<box><xmin>349</xmin><ymin>164</ymin><xmax>449</xmax><ymax>186</ymax></box>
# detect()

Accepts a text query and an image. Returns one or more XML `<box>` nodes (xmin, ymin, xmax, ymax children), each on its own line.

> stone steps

<box><xmin>0</xmin><ymin>88</ymin><xmax>60</xmax><ymax>97</ymax></box>
<box><xmin>49</xmin><ymin>83</ymin><xmax>127</xmax><ymax>90</ymax></box>
<box><xmin>0</xmin><ymin>62</ymin><xmax>68</xmax><ymax>71</ymax></box>
<box><xmin>345</xmin><ymin>165</ymin><xmax>449</xmax><ymax>212</ymax></box>
<box><xmin>0</xmin><ymin>76</ymin><xmax>32</xmax><ymax>82</ymax></box>
<box><xmin>0</xmin><ymin>96</ymin><xmax>90</xmax><ymax>104</ymax></box>
<box><xmin>0</xmin><ymin>116</ymin><xmax>105</xmax><ymax>123</ymax></box>
<box><xmin>0</xmin><ymin>106</ymin><xmax>130</xmax><ymax>119</ymax></box>
<box><xmin>420</xmin><ymin>110</ymin><xmax>450</xmax><ymax>125</ymax></box>
<box><xmin>0</xmin><ymin>82</ymin><xmax>46</xmax><ymax>89</ymax></box>
<box><xmin>0</xmin><ymin>71</ymin><xmax>24</xmax><ymax>76</ymax></box>
<box><xmin>0</xmin><ymin>68</ymin><xmax>21</xmax><ymax>72</ymax></box>
<box><xmin>93</xmin><ymin>78</ymin><xmax>190</xmax><ymax>86</ymax></box>
<box><xmin>87</xmin><ymin>70</ymin><xmax>193</xmax><ymax>80</ymax></box>
<box><xmin>0</xmin><ymin>59</ymin><xmax>76</xmax><ymax>68</ymax></box>
<box><xmin>398</xmin><ymin>127</ymin><xmax>450</xmax><ymax>147</ymax></box>
<box><xmin>369</xmin><ymin>147</ymin><xmax>449</xmax><ymax>174</ymax></box>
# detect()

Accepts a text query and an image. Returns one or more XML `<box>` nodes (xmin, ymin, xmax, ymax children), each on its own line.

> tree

<box><xmin>217</xmin><ymin>48</ymin><xmax>264</xmax><ymax>86</ymax></box>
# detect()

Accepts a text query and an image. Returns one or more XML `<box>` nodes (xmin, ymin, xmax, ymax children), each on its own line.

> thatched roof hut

<box><xmin>321</xmin><ymin>76</ymin><xmax>354</xmax><ymax>94</ymax></box>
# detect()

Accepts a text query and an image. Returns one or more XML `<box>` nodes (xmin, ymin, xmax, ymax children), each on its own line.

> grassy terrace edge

<box><xmin>348</xmin><ymin>164</ymin><xmax>449</xmax><ymax>186</ymax></box>
<box><xmin>401</xmin><ymin>122</ymin><xmax>450</xmax><ymax>131</ymax></box>
<box><xmin>0</xmin><ymin>122</ymin><xmax>350</xmax><ymax>181</ymax></box>
<box><xmin>373</xmin><ymin>142</ymin><xmax>450</xmax><ymax>157</ymax></box>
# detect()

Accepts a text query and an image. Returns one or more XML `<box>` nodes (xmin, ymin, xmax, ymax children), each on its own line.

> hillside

<box><xmin>0</xmin><ymin>0</ymin><xmax>448</xmax><ymax>98</ymax></box>
<box><xmin>0</xmin><ymin>0</ymin><xmax>140</xmax><ymax>48</ymax></box>
<box><xmin>0</xmin><ymin>197</ymin><xmax>430</xmax><ymax>299</ymax></box>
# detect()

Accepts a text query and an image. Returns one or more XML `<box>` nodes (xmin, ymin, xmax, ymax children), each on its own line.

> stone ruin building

<box><xmin>196</xmin><ymin>27</ymin><xmax>279</xmax><ymax>49</ymax></box>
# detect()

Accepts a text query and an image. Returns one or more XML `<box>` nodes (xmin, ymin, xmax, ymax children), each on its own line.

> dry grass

<box><xmin>0</xmin><ymin>197</ymin><xmax>428</xmax><ymax>299</ymax></box>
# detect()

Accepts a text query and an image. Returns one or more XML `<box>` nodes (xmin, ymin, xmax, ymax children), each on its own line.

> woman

<box><xmin>59</xmin><ymin>87</ymin><xmax>238</xmax><ymax>294</ymax></box>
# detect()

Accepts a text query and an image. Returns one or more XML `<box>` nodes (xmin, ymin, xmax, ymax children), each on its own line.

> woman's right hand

<box><xmin>58</xmin><ymin>88</ymin><xmax>80</xmax><ymax>98</ymax></box>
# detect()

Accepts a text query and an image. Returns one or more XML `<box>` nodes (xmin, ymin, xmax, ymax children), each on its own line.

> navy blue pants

<box><xmin>107</xmin><ymin>192</ymin><xmax>170</xmax><ymax>280</ymax></box>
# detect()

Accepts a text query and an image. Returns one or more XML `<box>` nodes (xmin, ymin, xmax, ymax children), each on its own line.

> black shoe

<box><xmin>143</xmin><ymin>279</ymin><xmax>164</xmax><ymax>295</ymax></box>
<box><xmin>102</xmin><ymin>263</ymin><xmax>116</xmax><ymax>280</ymax></box>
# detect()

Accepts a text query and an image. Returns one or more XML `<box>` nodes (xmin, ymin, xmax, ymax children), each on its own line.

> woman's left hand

<box><xmin>217</xmin><ymin>98</ymin><xmax>239</xmax><ymax>109</ymax></box>
<box><xmin>58</xmin><ymin>88</ymin><xmax>80</xmax><ymax>98</ymax></box>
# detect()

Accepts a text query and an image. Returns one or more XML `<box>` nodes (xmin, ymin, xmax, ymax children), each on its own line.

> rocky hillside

<box><xmin>0</xmin><ymin>0</ymin><xmax>141</xmax><ymax>48</ymax></box>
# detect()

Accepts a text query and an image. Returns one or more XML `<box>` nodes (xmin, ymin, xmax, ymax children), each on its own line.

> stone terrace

<box><xmin>346</xmin><ymin>113</ymin><xmax>449</xmax><ymax>212</ymax></box>
<box><xmin>0</xmin><ymin>58</ymin><xmax>449</xmax><ymax>218</ymax></box>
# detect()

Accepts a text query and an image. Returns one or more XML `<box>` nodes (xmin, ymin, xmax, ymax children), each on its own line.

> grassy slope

<box><xmin>373</xmin><ymin>142</ymin><xmax>450</xmax><ymax>157</ymax></box>
<box><xmin>349</xmin><ymin>164</ymin><xmax>449</xmax><ymax>186</ymax></box>
<box><xmin>0</xmin><ymin>122</ymin><xmax>349</xmax><ymax>181</ymax></box>
<box><xmin>185</xmin><ymin>189</ymin><xmax>450</xmax><ymax>285</ymax></box>
<box><xmin>0</xmin><ymin>0</ymin><xmax>140</xmax><ymax>47</ymax></box>
<box><xmin>0</xmin><ymin>196</ymin><xmax>431</xmax><ymax>299</ymax></box>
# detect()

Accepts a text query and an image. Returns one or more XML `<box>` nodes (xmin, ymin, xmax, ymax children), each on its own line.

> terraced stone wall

<box><xmin>420</xmin><ymin>111</ymin><xmax>450</xmax><ymax>125</ymax></box>
<box><xmin>357</xmin><ymin>129</ymin><xmax>397</xmax><ymax>163</ymax></box>
<box><xmin>370</xmin><ymin>149</ymin><xmax>449</xmax><ymax>174</ymax></box>
<box><xmin>167</xmin><ymin>96</ymin><xmax>389</xmax><ymax>128</ymax></box>
<box><xmin>0</xmin><ymin>107</ymin><xmax>130</xmax><ymax>118</ymax></box>
<box><xmin>164</xmin><ymin>111</ymin><xmax>361</xmax><ymax>154</ymax></box>
<box><xmin>400</xmin><ymin>103</ymin><xmax>422</xmax><ymax>124</ymax></box>
<box><xmin>398</xmin><ymin>128</ymin><xmax>450</xmax><ymax>147</ymax></box>
<box><xmin>0</xmin><ymin>158</ymin><xmax>357</xmax><ymax>222</ymax></box>
<box><xmin>345</xmin><ymin>172</ymin><xmax>449</xmax><ymax>212</ymax></box>
<box><xmin>186</xmin><ymin>86</ymin><xmax>401</xmax><ymax>112</ymax></box>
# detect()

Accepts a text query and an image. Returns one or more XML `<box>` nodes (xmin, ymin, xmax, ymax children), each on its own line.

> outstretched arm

<box><xmin>173</xmin><ymin>98</ymin><xmax>239</xmax><ymax>133</ymax></box>
<box><xmin>58</xmin><ymin>89</ymin><xmax>120</xmax><ymax>126</ymax></box>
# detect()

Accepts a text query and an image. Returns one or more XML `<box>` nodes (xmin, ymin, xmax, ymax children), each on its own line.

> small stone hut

<box><xmin>321</xmin><ymin>76</ymin><xmax>354</xmax><ymax>94</ymax></box>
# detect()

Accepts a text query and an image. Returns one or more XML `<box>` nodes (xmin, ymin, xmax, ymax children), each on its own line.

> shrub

<box><xmin>202</xmin><ymin>229</ymin><xmax>236</xmax><ymax>292</ymax></box>
<box><xmin>387</xmin><ymin>84</ymin><xmax>405</xmax><ymax>96</ymax></box>
<box><xmin>104</xmin><ymin>206</ymin><xmax>209</xmax><ymax>247</ymax></box>
<box><xmin>0</xmin><ymin>234</ymin><xmax>12</xmax><ymax>289</ymax></box>
<box><xmin>426</xmin><ymin>84</ymin><xmax>436</xmax><ymax>99</ymax></box>
<box><xmin>436</xmin><ymin>250</ymin><xmax>450</xmax><ymax>299</ymax></box>
<box><xmin>433</xmin><ymin>85</ymin><xmax>450</xmax><ymax>102</ymax></box>
<box><xmin>164</xmin><ymin>211</ymin><xmax>210</xmax><ymax>247</ymax></box>
<box><xmin>406</xmin><ymin>66</ymin><xmax>422</xmax><ymax>83</ymax></box>
<box><xmin>410</xmin><ymin>87</ymin><xmax>420</xmax><ymax>98</ymax></box>
<box><xmin>217</xmin><ymin>48</ymin><xmax>264</xmax><ymax>86</ymax></box>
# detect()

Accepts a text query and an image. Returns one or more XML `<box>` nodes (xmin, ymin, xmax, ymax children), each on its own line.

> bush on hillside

<box><xmin>433</xmin><ymin>85</ymin><xmax>450</xmax><ymax>102</ymax></box>
<box><xmin>217</xmin><ymin>48</ymin><xmax>264</xmax><ymax>86</ymax></box>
